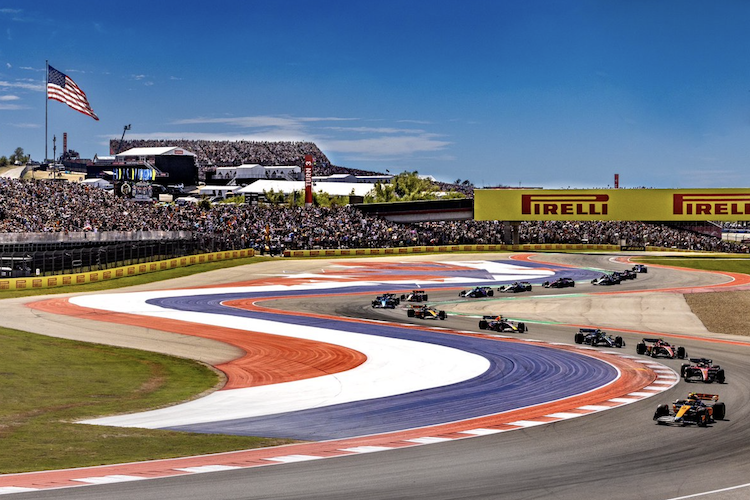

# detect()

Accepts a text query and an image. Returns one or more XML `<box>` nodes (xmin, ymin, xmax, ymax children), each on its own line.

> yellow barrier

<box><xmin>0</xmin><ymin>249</ymin><xmax>255</xmax><ymax>291</ymax></box>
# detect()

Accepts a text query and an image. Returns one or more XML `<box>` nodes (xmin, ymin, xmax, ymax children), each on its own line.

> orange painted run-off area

<box><xmin>27</xmin><ymin>298</ymin><xmax>367</xmax><ymax>390</ymax></box>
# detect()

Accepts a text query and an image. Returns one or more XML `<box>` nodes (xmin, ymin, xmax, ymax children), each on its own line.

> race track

<box><xmin>2</xmin><ymin>253</ymin><xmax>750</xmax><ymax>499</ymax></box>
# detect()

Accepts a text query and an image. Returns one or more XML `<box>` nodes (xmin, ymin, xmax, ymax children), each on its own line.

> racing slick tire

<box><xmin>713</xmin><ymin>402</ymin><xmax>726</xmax><ymax>420</ymax></box>
<box><xmin>636</xmin><ymin>343</ymin><xmax>646</xmax><ymax>355</ymax></box>
<box><xmin>478</xmin><ymin>320</ymin><xmax>489</xmax><ymax>330</ymax></box>
<box><xmin>677</xmin><ymin>346</ymin><xmax>687</xmax><ymax>359</ymax></box>
<box><xmin>422</xmin><ymin>294</ymin><xmax>428</xmax><ymax>301</ymax></box>
<box><xmin>407</xmin><ymin>309</ymin><xmax>415</xmax><ymax>318</ymax></box>
<box><xmin>716</xmin><ymin>369</ymin><xmax>726</xmax><ymax>384</ymax></box>
<box><xmin>438</xmin><ymin>310</ymin><xmax>446</xmax><ymax>320</ymax></box>
<box><xmin>680</xmin><ymin>364</ymin><xmax>690</xmax><ymax>378</ymax></box>
<box><xmin>518</xmin><ymin>323</ymin><xmax>526</xmax><ymax>333</ymax></box>
<box><xmin>400</xmin><ymin>294</ymin><xmax>406</xmax><ymax>300</ymax></box>
<box><xmin>574</xmin><ymin>333</ymin><xmax>584</xmax><ymax>344</ymax></box>
<box><xmin>698</xmin><ymin>409</ymin><xmax>709</xmax><ymax>427</ymax></box>
<box><xmin>487</xmin><ymin>290</ymin><xmax>494</xmax><ymax>297</ymax></box>
<box><xmin>614</xmin><ymin>336</ymin><xmax>623</xmax><ymax>348</ymax></box>
<box><xmin>653</xmin><ymin>404</ymin><xmax>670</xmax><ymax>420</ymax></box>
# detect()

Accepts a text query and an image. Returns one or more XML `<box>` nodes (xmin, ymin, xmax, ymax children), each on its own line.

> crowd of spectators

<box><xmin>0</xmin><ymin>178</ymin><xmax>745</xmax><ymax>254</ymax></box>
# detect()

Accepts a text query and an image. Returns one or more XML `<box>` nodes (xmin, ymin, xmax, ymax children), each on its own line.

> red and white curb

<box><xmin>0</xmin><ymin>343</ymin><xmax>677</xmax><ymax>496</ymax></box>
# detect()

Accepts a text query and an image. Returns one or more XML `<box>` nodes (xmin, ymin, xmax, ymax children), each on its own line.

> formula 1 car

<box><xmin>636</xmin><ymin>338</ymin><xmax>687</xmax><ymax>359</ymax></box>
<box><xmin>459</xmin><ymin>286</ymin><xmax>494</xmax><ymax>298</ymax></box>
<box><xmin>653</xmin><ymin>392</ymin><xmax>726</xmax><ymax>427</ymax></box>
<box><xmin>406</xmin><ymin>304</ymin><xmax>446</xmax><ymax>320</ymax></box>
<box><xmin>478</xmin><ymin>315</ymin><xmax>526</xmax><ymax>333</ymax></box>
<box><xmin>632</xmin><ymin>264</ymin><xmax>648</xmax><ymax>273</ymax></box>
<box><xmin>542</xmin><ymin>277</ymin><xmax>575</xmax><ymax>288</ymax></box>
<box><xmin>497</xmin><ymin>281</ymin><xmax>532</xmax><ymax>293</ymax></box>
<box><xmin>680</xmin><ymin>358</ymin><xmax>726</xmax><ymax>384</ymax></box>
<box><xmin>574</xmin><ymin>328</ymin><xmax>625</xmax><ymax>348</ymax></box>
<box><xmin>401</xmin><ymin>290</ymin><xmax>428</xmax><ymax>302</ymax></box>
<box><xmin>371</xmin><ymin>293</ymin><xmax>400</xmax><ymax>309</ymax></box>
<box><xmin>617</xmin><ymin>269</ymin><xmax>638</xmax><ymax>280</ymax></box>
<box><xmin>591</xmin><ymin>273</ymin><xmax>621</xmax><ymax>285</ymax></box>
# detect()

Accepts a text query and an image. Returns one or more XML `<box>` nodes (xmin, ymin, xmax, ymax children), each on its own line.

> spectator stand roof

<box><xmin>116</xmin><ymin>147</ymin><xmax>196</xmax><ymax>158</ymax></box>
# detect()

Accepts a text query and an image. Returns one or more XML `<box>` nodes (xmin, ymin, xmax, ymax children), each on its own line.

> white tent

<box><xmin>235</xmin><ymin>180</ymin><xmax>375</xmax><ymax>197</ymax></box>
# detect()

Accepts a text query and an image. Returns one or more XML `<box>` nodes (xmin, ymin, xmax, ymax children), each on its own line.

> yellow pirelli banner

<box><xmin>475</xmin><ymin>188</ymin><xmax>750</xmax><ymax>221</ymax></box>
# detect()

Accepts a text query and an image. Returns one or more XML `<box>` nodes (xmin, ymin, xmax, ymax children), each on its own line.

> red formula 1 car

<box><xmin>680</xmin><ymin>358</ymin><xmax>726</xmax><ymax>384</ymax></box>
<box><xmin>636</xmin><ymin>338</ymin><xmax>687</xmax><ymax>359</ymax></box>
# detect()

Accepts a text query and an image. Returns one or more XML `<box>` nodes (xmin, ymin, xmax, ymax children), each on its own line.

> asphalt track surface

<box><xmin>3</xmin><ymin>253</ymin><xmax>750</xmax><ymax>499</ymax></box>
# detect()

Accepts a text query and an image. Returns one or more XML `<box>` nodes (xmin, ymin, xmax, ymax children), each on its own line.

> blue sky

<box><xmin>2</xmin><ymin>0</ymin><xmax>750</xmax><ymax>188</ymax></box>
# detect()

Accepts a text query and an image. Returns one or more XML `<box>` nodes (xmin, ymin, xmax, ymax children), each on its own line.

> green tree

<box><xmin>9</xmin><ymin>147</ymin><xmax>29</xmax><ymax>165</ymax></box>
<box><xmin>0</xmin><ymin>156</ymin><xmax>7</xmax><ymax>167</ymax></box>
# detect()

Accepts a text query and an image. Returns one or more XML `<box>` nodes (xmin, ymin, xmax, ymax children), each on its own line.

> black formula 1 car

<box><xmin>497</xmin><ymin>281</ymin><xmax>532</xmax><ymax>293</ymax></box>
<box><xmin>406</xmin><ymin>304</ymin><xmax>446</xmax><ymax>320</ymax></box>
<box><xmin>459</xmin><ymin>286</ymin><xmax>494</xmax><ymax>298</ymax></box>
<box><xmin>632</xmin><ymin>264</ymin><xmax>648</xmax><ymax>273</ymax></box>
<box><xmin>591</xmin><ymin>273</ymin><xmax>621</xmax><ymax>285</ymax></box>
<box><xmin>636</xmin><ymin>338</ymin><xmax>687</xmax><ymax>359</ymax></box>
<box><xmin>401</xmin><ymin>290</ymin><xmax>428</xmax><ymax>302</ymax></box>
<box><xmin>478</xmin><ymin>315</ymin><xmax>526</xmax><ymax>333</ymax></box>
<box><xmin>371</xmin><ymin>293</ymin><xmax>400</xmax><ymax>309</ymax></box>
<box><xmin>653</xmin><ymin>392</ymin><xmax>726</xmax><ymax>427</ymax></box>
<box><xmin>680</xmin><ymin>358</ymin><xmax>726</xmax><ymax>384</ymax></box>
<box><xmin>617</xmin><ymin>269</ymin><xmax>638</xmax><ymax>280</ymax></box>
<box><xmin>542</xmin><ymin>277</ymin><xmax>575</xmax><ymax>288</ymax></box>
<box><xmin>574</xmin><ymin>328</ymin><xmax>625</xmax><ymax>348</ymax></box>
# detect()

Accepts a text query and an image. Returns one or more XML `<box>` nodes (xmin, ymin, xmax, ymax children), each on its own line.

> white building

<box><xmin>214</xmin><ymin>164</ymin><xmax>300</xmax><ymax>183</ymax></box>
<box><xmin>235</xmin><ymin>180</ymin><xmax>376</xmax><ymax>198</ymax></box>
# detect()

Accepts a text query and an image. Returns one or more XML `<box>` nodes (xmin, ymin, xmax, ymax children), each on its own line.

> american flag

<box><xmin>47</xmin><ymin>65</ymin><xmax>99</xmax><ymax>121</ymax></box>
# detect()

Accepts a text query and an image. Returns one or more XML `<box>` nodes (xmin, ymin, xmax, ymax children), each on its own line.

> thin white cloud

<box><xmin>324</xmin><ymin>126</ymin><xmax>427</xmax><ymax>134</ymax></box>
<box><xmin>0</xmin><ymin>103</ymin><xmax>26</xmax><ymax>110</ymax></box>
<box><xmin>321</xmin><ymin>134</ymin><xmax>450</xmax><ymax>157</ymax></box>
<box><xmin>10</xmin><ymin>122</ymin><xmax>39</xmax><ymax>128</ymax></box>
<box><xmin>172</xmin><ymin>115</ymin><xmax>356</xmax><ymax>129</ymax></box>
<box><xmin>0</xmin><ymin>80</ymin><xmax>44</xmax><ymax>91</ymax></box>
<box><xmin>0</xmin><ymin>95</ymin><xmax>20</xmax><ymax>100</ymax></box>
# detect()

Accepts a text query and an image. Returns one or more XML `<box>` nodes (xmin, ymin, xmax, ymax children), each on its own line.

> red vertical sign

<box><xmin>63</xmin><ymin>132</ymin><xmax>68</xmax><ymax>153</ymax></box>
<box><xmin>614</xmin><ymin>173</ymin><xmax>619</xmax><ymax>189</ymax></box>
<box><xmin>304</xmin><ymin>155</ymin><xmax>314</xmax><ymax>207</ymax></box>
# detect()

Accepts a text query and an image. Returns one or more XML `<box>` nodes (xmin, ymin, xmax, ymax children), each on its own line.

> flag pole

<box><xmin>45</xmin><ymin>60</ymin><xmax>48</xmax><ymax>163</ymax></box>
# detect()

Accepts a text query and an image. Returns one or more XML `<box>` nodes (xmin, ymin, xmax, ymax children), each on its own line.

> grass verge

<box><xmin>0</xmin><ymin>326</ymin><xmax>294</xmax><ymax>473</ymax></box>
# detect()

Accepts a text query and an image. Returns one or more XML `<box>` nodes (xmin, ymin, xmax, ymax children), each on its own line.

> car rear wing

<box><xmin>688</xmin><ymin>358</ymin><xmax>712</xmax><ymax>364</ymax></box>
<box><xmin>641</xmin><ymin>338</ymin><xmax>662</xmax><ymax>343</ymax></box>
<box><xmin>482</xmin><ymin>315</ymin><xmax>500</xmax><ymax>319</ymax></box>
<box><xmin>687</xmin><ymin>392</ymin><xmax>720</xmax><ymax>402</ymax></box>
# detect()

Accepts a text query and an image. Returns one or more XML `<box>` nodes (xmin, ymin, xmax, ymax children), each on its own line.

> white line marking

<box><xmin>0</xmin><ymin>487</ymin><xmax>39</xmax><ymax>494</ymax></box>
<box><xmin>544</xmin><ymin>412</ymin><xmax>584</xmax><ymax>419</ymax></box>
<box><xmin>459</xmin><ymin>428</ymin><xmax>507</xmax><ymax>436</ymax></box>
<box><xmin>406</xmin><ymin>437</ymin><xmax>454</xmax><ymax>444</ymax></box>
<box><xmin>73</xmin><ymin>475</ymin><xmax>147</xmax><ymax>484</ymax></box>
<box><xmin>506</xmin><ymin>420</ymin><xmax>547</xmax><ymax>427</ymax></box>
<box><xmin>608</xmin><ymin>397</ymin><xmax>640</xmax><ymax>403</ymax></box>
<box><xmin>664</xmin><ymin>481</ymin><xmax>750</xmax><ymax>499</ymax></box>
<box><xmin>578</xmin><ymin>405</ymin><xmax>613</xmax><ymax>411</ymax></box>
<box><xmin>174</xmin><ymin>465</ymin><xmax>242</xmax><ymax>473</ymax></box>
<box><xmin>263</xmin><ymin>455</ymin><xmax>324</xmax><ymax>463</ymax></box>
<box><xmin>340</xmin><ymin>446</ymin><xmax>393</xmax><ymax>453</ymax></box>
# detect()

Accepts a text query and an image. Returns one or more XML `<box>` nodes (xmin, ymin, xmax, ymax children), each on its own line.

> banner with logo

<box><xmin>475</xmin><ymin>189</ymin><xmax>750</xmax><ymax>221</ymax></box>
